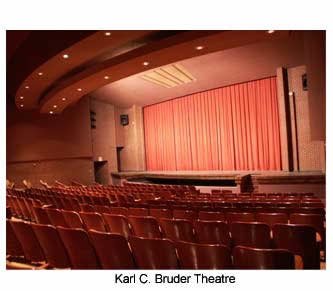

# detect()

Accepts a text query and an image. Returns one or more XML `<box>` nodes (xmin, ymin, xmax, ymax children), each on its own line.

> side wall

<box><xmin>115</xmin><ymin>105</ymin><xmax>146</xmax><ymax>172</ymax></box>
<box><xmin>6</xmin><ymin>97</ymin><xmax>94</xmax><ymax>186</ymax></box>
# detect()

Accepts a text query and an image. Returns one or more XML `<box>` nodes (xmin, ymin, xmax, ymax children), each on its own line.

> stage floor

<box><xmin>111</xmin><ymin>171</ymin><xmax>325</xmax><ymax>197</ymax></box>
<box><xmin>113</xmin><ymin>170</ymin><xmax>325</xmax><ymax>178</ymax></box>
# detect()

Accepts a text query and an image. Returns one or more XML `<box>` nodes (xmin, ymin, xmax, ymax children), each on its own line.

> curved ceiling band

<box><xmin>15</xmin><ymin>30</ymin><xmax>289</xmax><ymax>114</ymax></box>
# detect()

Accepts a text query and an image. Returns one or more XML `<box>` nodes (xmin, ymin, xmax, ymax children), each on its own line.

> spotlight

<box><xmin>195</xmin><ymin>46</ymin><xmax>204</xmax><ymax>50</ymax></box>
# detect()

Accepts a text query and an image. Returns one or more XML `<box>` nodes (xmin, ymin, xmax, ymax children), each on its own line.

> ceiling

<box><xmin>7</xmin><ymin>30</ymin><xmax>304</xmax><ymax>114</ymax></box>
<box><xmin>92</xmin><ymin>32</ymin><xmax>305</xmax><ymax>107</ymax></box>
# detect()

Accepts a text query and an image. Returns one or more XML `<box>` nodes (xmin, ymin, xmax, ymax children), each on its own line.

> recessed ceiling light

<box><xmin>104</xmin><ymin>32</ymin><xmax>112</xmax><ymax>36</ymax></box>
<box><xmin>267</xmin><ymin>30</ymin><xmax>275</xmax><ymax>34</ymax></box>
<box><xmin>53</xmin><ymin>105</ymin><xmax>58</xmax><ymax>108</ymax></box>
<box><xmin>49</xmin><ymin>111</ymin><xmax>54</xmax><ymax>114</ymax></box>
<box><xmin>62</xmin><ymin>54</ymin><xmax>69</xmax><ymax>59</ymax></box>
<box><xmin>195</xmin><ymin>46</ymin><xmax>204</xmax><ymax>50</ymax></box>
<box><xmin>77</xmin><ymin>88</ymin><xmax>82</xmax><ymax>92</ymax></box>
<box><xmin>104</xmin><ymin>75</ymin><xmax>110</xmax><ymax>80</ymax></box>
<box><xmin>62</xmin><ymin>97</ymin><xmax>67</xmax><ymax>101</ymax></box>
<box><xmin>143</xmin><ymin>61</ymin><xmax>150</xmax><ymax>66</ymax></box>
<box><xmin>38</xmin><ymin>72</ymin><xmax>43</xmax><ymax>76</ymax></box>
<box><xmin>20</xmin><ymin>104</ymin><xmax>24</xmax><ymax>108</ymax></box>
<box><xmin>19</xmin><ymin>96</ymin><xmax>24</xmax><ymax>100</ymax></box>
<box><xmin>25</xmin><ymin>85</ymin><xmax>29</xmax><ymax>89</ymax></box>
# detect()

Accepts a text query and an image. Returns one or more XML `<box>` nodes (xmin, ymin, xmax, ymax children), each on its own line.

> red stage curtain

<box><xmin>143</xmin><ymin>77</ymin><xmax>281</xmax><ymax>171</ymax></box>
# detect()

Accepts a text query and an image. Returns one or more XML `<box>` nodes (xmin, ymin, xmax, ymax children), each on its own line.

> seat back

<box><xmin>176</xmin><ymin>241</ymin><xmax>232</xmax><ymax>269</ymax></box>
<box><xmin>230</xmin><ymin>222</ymin><xmax>271</xmax><ymax>248</ymax></box>
<box><xmin>110</xmin><ymin>207</ymin><xmax>128</xmax><ymax>216</ymax></box>
<box><xmin>289</xmin><ymin>213</ymin><xmax>325</xmax><ymax>236</ymax></box>
<box><xmin>128</xmin><ymin>216</ymin><xmax>162</xmax><ymax>238</ymax></box>
<box><xmin>57</xmin><ymin>227</ymin><xmax>100</xmax><ymax>269</ymax></box>
<box><xmin>6</xmin><ymin>219</ymin><xmax>24</xmax><ymax>257</ymax></box>
<box><xmin>173</xmin><ymin>209</ymin><xmax>197</xmax><ymax>221</ymax></box>
<box><xmin>233</xmin><ymin>246</ymin><xmax>295</xmax><ymax>269</ymax></box>
<box><xmin>159</xmin><ymin>219</ymin><xmax>196</xmax><ymax>242</ymax></box>
<box><xmin>79</xmin><ymin>212</ymin><xmax>107</xmax><ymax>232</ymax></box>
<box><xmin>61</xmin><ymin>210</ymin><xmax>84</xmax><ymax>229</ymax></box>
<box><xmin>128</xmin><ymin>207</ymin><xmax>149</xmax><ymax>216</ymax></box>
<box><xmin>149</xmin><ymin>208</ymin><xmax>173</xmax><ymax>219</ymax></box>
<box><xmin>45</xmin><ymin>208</ymin><xmax>69</xmax><ymax>227</ymax></box>
<box><xmin>79</xmin><ymin>203</ymin><xmax>96</xmax><ymax>212</ymax></box>
<box><xmin>103</xmin><ymin>214</ymin><xmax>132</xmax><ymax>238</ymax></box>
<box><xmin>129</xmin><ymin>236</ymin><xmax>179</xmax><ymax>269</ymax></box>
<box><xmin>89</xmin><ymin>230</ymin><xmax>135</xmax><ymax>269</ymax></box>
<box><xmin>226</xmin><ymin>212</ymin><xmax>255</xmax><ymax>224</ymax></box>
<box><xmin>94</xmin><ymin>205</ymin><xmax>112</xmax><ymax>214</ymax></box>
<box><xmin>194</xmin><ymin>220</ymin><xmax>231</xmax><ymax>247</ymax></box>
<box><xmin>33</xmin><ymin>206</ymin><xmax>52</xmax><ymax>225</ymax></box>
<box><xmin>255</xmin><ymin>213</ymin><xmax>288</xmax><ymax>228</ymax></box>
<box><xmin>10</xmin><ymin>220</ymin><xmax>45</xmax><ymax>262</ymax></box>
<box><xmin>32</xmin><ymin>224</ymin><xmax>71</xmax><ymax>268</ymax></box>
<box><xmin>273</xmin><ymin>224</ymin><xmax>320</xmax><ymax>269</ymax></box>
<box><xmin>198</xmin><ymin>211</ymin><xmax>225</xmax><ymax>221</ymax></box>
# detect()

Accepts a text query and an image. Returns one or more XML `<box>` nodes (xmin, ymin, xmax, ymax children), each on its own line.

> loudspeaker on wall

<box><xmin>120</xmin><ymin>114</ymin><xmax>129</xmax><ymax>126</ymax></box>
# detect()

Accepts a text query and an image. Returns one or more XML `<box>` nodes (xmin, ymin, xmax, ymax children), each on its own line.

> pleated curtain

<box><xmin>144</xmin><ymin>77</ymin><xmax>281</xmax><ymax>171</ymax></box>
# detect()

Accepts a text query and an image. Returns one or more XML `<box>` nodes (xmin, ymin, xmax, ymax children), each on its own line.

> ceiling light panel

<box><xmin>140</xmin><ymin>63</ymin><xmax>196</xmax><ymax>88</ymax></box>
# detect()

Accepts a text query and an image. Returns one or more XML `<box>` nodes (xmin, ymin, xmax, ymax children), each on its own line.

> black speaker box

<box><xmin>120</xmin><ymin>114</ymin><xmax>129</xmax><ymax>126</ymax></box>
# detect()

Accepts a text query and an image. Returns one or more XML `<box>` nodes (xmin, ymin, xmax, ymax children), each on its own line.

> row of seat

<box><xmin>28</xmin><ymin>207</ymin><xmax>325</xmax><ymax>257</ymax></box>
<box><xmin>7</xmin><ymin>193</ymin><xmax>325</xmax><ymax>223</ymax></box>
<box><xmin>31</xmin><ymin>206</ymin><xmax>326</xmax><ymax>236</ymax></box>
<box><xmin>7</xmin><ymin>220</ymin><xmax>309</xmax><ymax>269</ymax></box>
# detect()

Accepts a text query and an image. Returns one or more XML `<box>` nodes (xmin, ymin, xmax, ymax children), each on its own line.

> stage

<box><xmin>111</xmin><ymin>171</ymin><xmax>326</xmax><ymax>199</ymax></box>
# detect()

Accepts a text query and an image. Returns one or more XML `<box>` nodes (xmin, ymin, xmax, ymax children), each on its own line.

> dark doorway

<box><xmin>116</xmin><ymin>147</ymin><xmax>123</xmax><ymax>172</ymax></box>
<box><xmin>94</xmin><ymin>160</ymin><xmax>109</xmax><ymax>185</ymax></box>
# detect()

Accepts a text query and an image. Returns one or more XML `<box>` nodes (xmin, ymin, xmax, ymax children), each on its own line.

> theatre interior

<box><xmin>6</xmin><ymin>30</ymin><xmax>326</xmax><ymax>270</ymax></box>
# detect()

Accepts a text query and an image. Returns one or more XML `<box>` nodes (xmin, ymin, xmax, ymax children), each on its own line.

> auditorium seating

<box><xmin>57</xmin><ymin>227</ymin><xmax>100</xmax><ymax>269</ymax></box>
<box><xmin>10</xmin><ymin>220</ymin><xmax>45</xmax><ymax>263</ymax></box>
<box><xmin>61</xmin><ymin>210</ymin><xmax>84</xmax><ymax>228</ymax></box>
<box><xmin>129</xmin><ymin>236</ymin><xmax>179</xmax><ymax>269</ymax></box>
<box><xmin>230</xmin><ymin>222</ymin><xmax>271</xmax><ymax>248</ymax></box>
<box><xmin>45</xmin><ymin>208</ymin><xmax>69</xmax><ymax>227</ymax></box>
<box><xmin>194</xmin><ymin>220</ymin><xmax>231</xmax><ymax>247</ymax></box>
<box><xmin>176</xmin><ymin>241</ymin><xmax>232</xmax><ymax>269</ymax></box>
<box><xmin>233</xmin><ymin>246</ymin><xmax>295</xmax><ymax>269</ymax></box>
<box><xmin>6</xmin><ymin>184</ymin><xmax>325</xmax><ymax>269</ymax></box>
<box><xmin>159</xmin><ymin>219</ymin><xmax>196</xmax><ymax>242</ymax></box>
<box><xmin>88</xmin><ymin>230</ymin><xmax>135</xmax><ymax>269</ymax></box>
<box><xmin>102</xmin><ymin>214</ymin><xmax>133</xmax><ymax>238</ymax></box>
<box><xmin>79</xmin><ymin>212</ymin><xmax>107</xmax><ymax>232</ymax></box>
<box><xmin>6</xmin><ymin>220</ymin><xmax>24</xmax><ymax>258</ymax></box>
<box><xmin>272</xmin><ymin>224</ymin><xmax>320</xmax><ymax>269</ymax></box>
<box><xmin>32</xmin><ymin>224</ymin><xmax>71</xmax><ymax>269</ymax></box>
<box><xmin>128</xmin><ymin>216</ymin><xmax>162</xmax><ymax>238</ymax></box>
